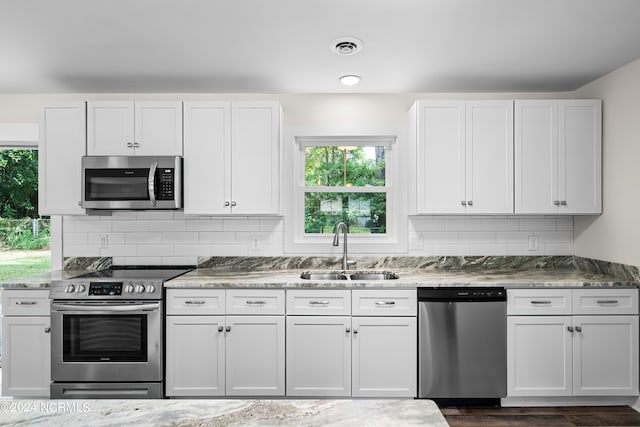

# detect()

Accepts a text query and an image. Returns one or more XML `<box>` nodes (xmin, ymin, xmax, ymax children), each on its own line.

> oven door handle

<box><xmin>51</xmin><ymin>302</ymin><xmax>160</xmax><ymax>312</ymax></box>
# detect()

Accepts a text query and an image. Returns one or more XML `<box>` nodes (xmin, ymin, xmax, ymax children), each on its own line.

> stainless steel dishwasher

<box><xmin>418</xmin><ymin>287</ymin><xmax>506</xmax><ymax>403</ymax></box>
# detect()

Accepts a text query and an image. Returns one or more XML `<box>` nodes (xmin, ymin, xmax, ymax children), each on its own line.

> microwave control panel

<box><xmin>157</xmin><ymin>168</ymin><xmax>174</xmax><ymax>200</ymax></box>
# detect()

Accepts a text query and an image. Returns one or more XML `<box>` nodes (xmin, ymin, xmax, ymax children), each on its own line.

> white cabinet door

<box><xmin>39</xmin><ymin>102</ymin><xmax>86</xmax><ymax>215</ymax></box>
<box><xmin>559</xmin><ymin>100</ymin><xmax>602</xmax><ymax>214</ymax></box>
<box><xmin>507</xmin><ymin>316</ymin><xmax>572</xmax><ymax>396</ymax></box>
<box><xmin>1</xmin><ymin>316</ymin><xmax>51</xmax><ymax>397</ymax></box>
<box><xmin>225</xmin><ymin>315</ymin><xmax>285</xmax><ymax>396</ymax></box>
<box><xmin>413</xmin><ymin>100</ymin><xmax>513</xmax><ymax>214</ymax></box>
<box><xmin>515</xmin><ymin>99</ymin><xmax>601</xmax><ymax>214</ymax></box>
<box><xmin>87</xmin><ymin>101</ymin><xmax>182</xmax><ymax>156</ymax></box>
<box><xmin>465</xmin><ymin>100</ymin><xmax>513</xmax><ymax>214</ymax></box>
<box><xmin>415</xmin><ymin>101</ymin><xmax>466</xmax><ymax>214</ymax></box>
<box><xmin>572</xmin><ymin>315</ymin><xmax>639</xmax><ymax>396</ymax></box>
<box><xmin>183</xmin><ymin>101</ymin><xmax>231</xmax><ymax>214</ymax></box>
<box><xmin>165</xmin><ymin>315</ymin><xmax>225</xmax><ymax>397</ymax></box>
<box><xmin>134</xmin><ymin>101</ymin><xmax>183</xmax><ymax>156</ymax></box>
<box><xmin>230</xmin><ymin>101</ymin><xmax>281</xmax><ymax>215</ymax></box>
<box><xmin>286</xmin><ymin>316</ymin><xmax>351</xmax><ymax>396</ymax></box>
<box><xmin>87</xmin><ymin>101</ymin><xmax>134</xmax><ymax>155</ymax></box>
<box><xmin>351</xmin><ymin>317</ymin><xmax>416</xmax><ymax>397</ymax></box>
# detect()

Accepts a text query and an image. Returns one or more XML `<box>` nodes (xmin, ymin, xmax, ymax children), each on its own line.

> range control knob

<box><xmin>76</xmin><ymin>284</ymin><xmax>86</xmax><ymax>293</ymax></box>
<box><xmin>125</xmin><ymin>284</ymin><xmax>135</xmax><ymax>293</ymax></box>
<box><xmin>135</xmin><ymin>284</ymin><xmax>146</xmax><ymax>293</ymax></box>
<box><xmin>65</xmin><ymin>284</ymin><xmax>75</xmax><ymax>293</ymax></box>
<box><xmin>146</xmin><ymin>284</ymin><xmax>156</xmax><ymax>293</ymax></box>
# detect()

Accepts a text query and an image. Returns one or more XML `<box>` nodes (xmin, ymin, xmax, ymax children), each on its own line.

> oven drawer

<box><xmin>3</xmin><ymin>289</ymin><xmax>50</xmax><ymax>316</ymax></box>
<box><xmin>226</xmin><ymin>289</ymin><xmax>285</xmax><ymax>315</ymax></box>
<box><xmin>286</xmin><ymin>289</ymin><xmax>351</xmax><ymax>315</ymax></box>
<box><xmin>572</xmin><ymin>289</ymin><xmax>638</xmax><ymax>315</ymax></box>
<box><xmin>352</xmin><ymin>289</ymin><xmax>417</xmax><ymax>316</ymax></box>
<box><xmin>166</xmin><ymin>289</ymin><xmax>225</xmax><ymax>315</ymax></box>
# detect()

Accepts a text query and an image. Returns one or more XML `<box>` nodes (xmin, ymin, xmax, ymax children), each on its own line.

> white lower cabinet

<box><xmin>1</xmin><ymin>289</ymin><xmax>51</xmax><ymax>397</ymax></box>
<box><xmin>351</xmin><ymin>316</ymin><xmax>417</xmax><ymax>397</ymax></box>
<box><xmin>165</xmin><ymin>289</ymin><xmax>285</xmax><ymax>397</ymax></box>
<box><xmin>286</xmin><ymin>316</ymin><xmax>352</xmax><ymax>397</ymax></box>
<box><xmin>507</xmin><ymin>289</ymin><xmax>639</xmax><ymax>399</ymax></box>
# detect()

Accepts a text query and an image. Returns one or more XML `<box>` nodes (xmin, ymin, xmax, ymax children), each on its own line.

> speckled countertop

<box><xmin>0</xmin><ymin>399</ymin><xmax>448</xmax><ymax>427</ymax></box>
<box><xmin>165</xmin><ymin>266</ymin><xmax>638</xmax><ymax>289</ymax></box>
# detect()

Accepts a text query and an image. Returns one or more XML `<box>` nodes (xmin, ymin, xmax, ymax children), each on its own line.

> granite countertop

<box><xmin>0</xmin><ymin>269</ymin><xmax>89</xmax><ymax>289</ymax></box>
<box><xmin>0</xmin><ymin>399</ymin><xmax>447</xmax><ymax>427</ymax></box>
<box><xmin>166</xmin><ymin>267</ymin><xmax>638</xmax><ymax>289</ymax></box>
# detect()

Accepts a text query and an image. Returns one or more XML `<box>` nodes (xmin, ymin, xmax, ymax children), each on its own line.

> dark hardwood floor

<box><xmin>441</xmin><ymin>406</ymin><xmax>640</xmax><ymax>427</ymax></box>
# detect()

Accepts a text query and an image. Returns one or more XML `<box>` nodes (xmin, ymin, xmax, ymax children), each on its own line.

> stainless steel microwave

<box><xmin>81</xmin><ymin>156</ymin><xmax>182</xmax><ymax>210</ymax></box>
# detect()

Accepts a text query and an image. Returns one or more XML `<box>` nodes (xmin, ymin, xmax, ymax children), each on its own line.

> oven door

<box><xmin>51</xmin><ymin>301</ymin><xmax>162</xmax><ymax>382</ymax></box>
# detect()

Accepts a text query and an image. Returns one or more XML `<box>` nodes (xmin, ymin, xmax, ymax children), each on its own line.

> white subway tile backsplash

<box><xmin>62</xmin><ymin>213</ymin><xmax>576</xmax><ymax>262</ymax></box>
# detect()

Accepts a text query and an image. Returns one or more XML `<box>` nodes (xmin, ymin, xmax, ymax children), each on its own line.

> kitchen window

<box><xmin>288</xmin><ymin>136</ymin><xmax>403</xmax><ymax>254</ymax></box>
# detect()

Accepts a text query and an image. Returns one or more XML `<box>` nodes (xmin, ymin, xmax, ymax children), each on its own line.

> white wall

<box><xmin>0</xmin><ymin>91</ymin><xmax>576</xmax><ymax>264</ymax></box>
<box><xmin>573</xmin><ymin>58</ymin><xmax>640</xmax><ymax>266</ymax></box>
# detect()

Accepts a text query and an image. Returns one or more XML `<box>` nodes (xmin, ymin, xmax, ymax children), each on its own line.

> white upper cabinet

<box><xmin>515</xmin><ymin>99</ymin><xmax>601</xmax><ymax>214</ymax></box>
<box><xmin>183</xmin><ymin>100</ymin><xmax>281</xmax><ymax>215</ymax></box>
<box><xmin>87</xmin><ymin>101</ymin><xmax>183</xmax><ymax>156</ymax></box>
<box><xmin>411</xmin><ymin>100</ymin><xmax>513</xmax><ymax>214</ymax></box>
<box><xmin>39</xmin><ymin>102</ymin><xmax>86</xmax><ymax>215</ymax></box>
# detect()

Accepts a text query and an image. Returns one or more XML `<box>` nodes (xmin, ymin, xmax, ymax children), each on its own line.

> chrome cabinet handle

<box><xmin>560</xmin><ymin>201</ymin><xmax>567</xmax><ymax>206</ymax></box>
<box><xmin>597</xmin><ymin>300</ymin><xmax>619</xmax><ymax>305</ymax></box>
<box><xmin>467</xmin><ymin>200</ymin><xmax>473</xmax><ymax>206</ymax></box>
<box><xmin>530</xmin><ymin>300</ymin><xmax>552</xmax><ymax>305</ymax></box>
<box><xmin>353</xmin><ymin>328</ymin><xmax>358</xmax><ymax>334</ymax></box>
<box><xmin>231</xmin><ymin>201</ymin><xmax>237</xmax><ymax>207</ymax></box>
<box><xmin>461</xmin><ymin>201</ymin><xmax>467</xmax><ymax>206</ymax></box>
<box><xmin>553</xmin><ymin>200</ymin><xmax>560</xmax><ymax>206</ymax></box>
<box><xmin>245</xmin><ymin>300</ymin><xmax>266</xmax><ymax>306</ymax></box>
<box><xmin>225</xmin><ymin>326</ymin><xmax>231</xmax><ymax>332</ymax></box>
<box><xmin>375</xmin><ymin>301</ymin><xmax>396</xmax><ymax>307</ymax></box>
<box><xmin>133</xmin><ymin>142</ymin><xmax>140</xmax><ymax>148</ymax></box>
<box><xmin>346</xmin><ymin>327</ymin><xmax>351</xmax><ymax>333</ymax></box>
<box><xmin>44</xmin><ymin>327</ymin><xmax>51</xmax><ymax>333</ymax></box>
<box><xmin>127</xmin><ymin>142</ymin><xmax>133</xmax><ymax>147</ymax></box>
<box><xmin>184</xmin><ymin>300</ymin><xmax>205</xmax><ymax>305</ymax></box>
<box><xmin>16</xmin><ymin>301</ymin><xmax>37</xmax><ymax>305</ymax></box>
<box><xmin>567</xmin><ymin>326</ymin><xmax>574</xmax><ymax>333</ymax></box>
<box><xmin>575</xmin><ymin>326</ymin><xmax>582</xmax><ymax>333</ymax></box>
<box><xmin>308</xmin><ymin>300</ymin><xmax>330</xmax><ymax>306</ymax></box>
<box><xmin>224</xmin><ymin>201</ymin><xmax>230</xmax><ymax>207</ymax></box>
<box><xmin>218</xmin><ymin>326</ymin><xmax>223</xmax><ymax>333</ymax></box>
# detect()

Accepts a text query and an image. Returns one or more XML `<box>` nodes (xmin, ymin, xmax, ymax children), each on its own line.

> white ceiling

<box><xmin>2</xmin><ymin>0</ymin><xmax>640</xmax><ymax>94</ymax></box>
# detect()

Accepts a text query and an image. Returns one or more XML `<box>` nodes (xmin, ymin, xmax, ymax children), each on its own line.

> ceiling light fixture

<box><xmin>339</xmin><ymin>75</ymin><xmax>361</xmax><ymax>86</ymax></box>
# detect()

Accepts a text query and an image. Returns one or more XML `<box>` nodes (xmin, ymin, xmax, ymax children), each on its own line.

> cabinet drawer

<box><xmin>2</xmin><ymin>289</ymin><xmax>50</xmax><ymax>316</ymax></box>
<box><xmin>352</xmin><ymin>290</ymin><xmax>416</xmax><ymax>316</ymax></box>
<box><xmin>286</xmin><ymin>290</ymin><xmax>351</xmax><ymax>315</ymax></box>
<box><xmin>166</xmin><ymin>289</ymin><xmax>225</xmax><ymax>315</ymax></box>
<box><xmin>507</xmin><ymin>289</ymin><xmax>572</xmax><ymax>315</ymax></box>
<box><xmin>572</xmin><ymin>289</ymin><xmax>638</xmax><ymax>315</ymax></box>
<box><xmin>226</xmin><ymin>289</ymin><xmax>285</xmax><ymax>315</ymax></box>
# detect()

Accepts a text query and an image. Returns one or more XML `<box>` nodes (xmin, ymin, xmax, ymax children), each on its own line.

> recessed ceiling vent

<box><xmin>331</xmin><ymin>37</ymin><xmax>364</xmax><ymax>56</ymax></box>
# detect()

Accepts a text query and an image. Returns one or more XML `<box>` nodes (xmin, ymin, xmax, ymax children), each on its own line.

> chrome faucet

<box><xmin>332</xmin><ymin>221</ymin><xmax>350</xmax><ymax>270</ymax></box>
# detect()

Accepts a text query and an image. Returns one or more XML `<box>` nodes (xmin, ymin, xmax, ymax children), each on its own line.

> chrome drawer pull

<box><xmin>245</xmin><ymin>300</ymin><xmax>266</xmax><ymax>306</ymax></box>
<box><xmin>184</xmin><ymin>300</ymin><xmax>206</xmax><ymax>305</ymax></box>
<box><xmin>375</xmin><ymin>301</ymin><xmax>396</xmax><ymax>307</ymax></box>
<box><xmin>596</xmin><ymin>300</ymin><xmax>619</xmax><ymax>305</ymax></box>
<box><xmin>530</xmin><ymin>300</ymin><xmax>552</xmax><ymax>305</ymax></box>
<box><xmin>308</xmin><ymin>300</ymin><xmax>330</xmax><ymax>306</ymax></box>
<box><xmin>16</xmin><ymin>301</ymin><xmax>38</xmax><ymax>305</ymax></box>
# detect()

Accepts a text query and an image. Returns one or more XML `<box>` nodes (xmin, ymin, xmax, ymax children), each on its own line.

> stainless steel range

<box><xmin>49</xmin><ymin>266</ymin><xmax>191</xmax><ymax>399</ymax></box>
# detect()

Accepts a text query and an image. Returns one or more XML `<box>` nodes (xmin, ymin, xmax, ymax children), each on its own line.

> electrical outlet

<box><xmin>251</xmin><ymin>236</ymin><xmax>260</xmax><ymax>250</ymax></box>
<box><xmin>99</xmin><ymin>234</ymin><xmax>109</xmax><ymax>249</ymax></box>
<box><xmin>528</xmin><ymin>234</ymin><xmax>539</xmax><ymax>251</ymax></box>
<box><xmin>410</xmin><ymin>235</ymin><xmax>424</xmax><ymax>250</ymax></box>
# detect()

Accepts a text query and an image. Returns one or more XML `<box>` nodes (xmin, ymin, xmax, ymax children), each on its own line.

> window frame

<box><xmin>286</xmin><ymin>135</ymin><xmax>404</xmax><ymax>254</ymax></box>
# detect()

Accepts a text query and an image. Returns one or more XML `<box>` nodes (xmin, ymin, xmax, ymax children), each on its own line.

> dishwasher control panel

<box><xmin>418</xmin><ymin>287</ymin><xmax>506</xmax><ymax>301</ymax></box>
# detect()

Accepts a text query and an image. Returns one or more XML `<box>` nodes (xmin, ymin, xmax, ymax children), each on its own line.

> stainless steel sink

<box><xmin>299</xmin><ymin>271</ymin><xmax>399</xmax><ymax>280</ymax></box>
<box><xmin>300</xmin><ymin>272</ymin><xmax>348</xmax><ymax>280</ymax></box>
<box><xmin>349</xmin><ymin>272</ymin><xmax>399</xmax><ymax>280</ymax></box>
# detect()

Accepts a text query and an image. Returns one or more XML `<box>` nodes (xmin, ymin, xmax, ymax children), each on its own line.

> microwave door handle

<box><xmin>148</xmin><ymin>161</ymin><xmax>158</xmax><ymax>207</ymax></box>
